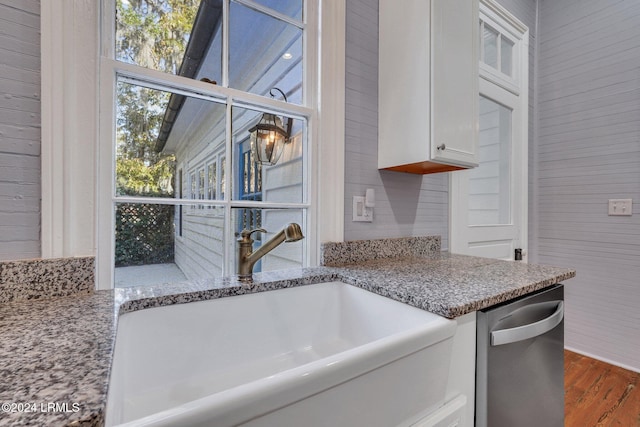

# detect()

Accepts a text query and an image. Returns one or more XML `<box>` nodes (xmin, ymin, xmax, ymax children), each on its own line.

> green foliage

<box><xmin>114</xmin><ymin>0</ymin><xmax>199</xmax><ymax>264</ymax></box>
<box><xmin>114</xmin><ymin>0</ymin><xmax>199</xmax><ymax>196</ymax></box>
<box><xmin>116</xmin><ymin>157</ymin><xmax>176</xmax><ymax>196</ymax></box>
<box><xmin>116</xmin><ymin>0</ymin><xmax>199</xmax><ymax>73</ymax></box>
<box><xmin>115</xmin><ymin>82</ymin><xmax>175</xmax><ymax>196</ymax></box>
<box><xmin>115</xmin><ymin>203</ymin><xmax>175</xmax><ymax>267</ymax></box>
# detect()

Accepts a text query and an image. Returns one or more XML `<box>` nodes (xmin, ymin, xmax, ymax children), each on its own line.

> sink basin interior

<box><xmin>106</xmin><ymin>281</ymin><xmax>457</xmax><ymax>427</ymax></box>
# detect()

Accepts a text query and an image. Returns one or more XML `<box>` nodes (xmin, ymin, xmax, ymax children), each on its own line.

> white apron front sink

<box><xmin>106</xmin><ymin>281</ymin><xmax>457</xmax><ymax>427</ymax></box>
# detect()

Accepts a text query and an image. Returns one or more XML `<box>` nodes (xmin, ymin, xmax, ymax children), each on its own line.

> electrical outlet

<box><xmin>352</xmin><ymin>196</ymin><xmax>373</xmax><ymax>222</ymax></box>
<box><xmin>608</xmin><ymin>199</ymin><xmax>632</xmax><ymax>216</ymax></box>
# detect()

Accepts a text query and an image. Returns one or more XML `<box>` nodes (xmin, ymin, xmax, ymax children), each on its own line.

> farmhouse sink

<box><xmin>106</xmin><ymin>282</ymin><xmax>457</xmax><ymax>427</ymax></box>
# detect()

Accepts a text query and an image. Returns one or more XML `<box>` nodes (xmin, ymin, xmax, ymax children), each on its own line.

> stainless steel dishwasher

<box><xmin>476</xmin><ymin>284</ymin><xmax>564</xmax><ymax>427</ymax></box>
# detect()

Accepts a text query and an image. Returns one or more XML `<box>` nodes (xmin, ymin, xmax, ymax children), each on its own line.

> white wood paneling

<box><xmin>344</xmin><ymin>0</ymin><xmax>448</xmax><ymax>246</ymax></box>
<box><xmin>536</xmin><ymin>0</ymin><xmax>640</xmax><ymax>371</ymax></box>
<box><xmin>0</xmin><ymin>0</ymin><xmax>40</xmax><ymax>261</ymax></box>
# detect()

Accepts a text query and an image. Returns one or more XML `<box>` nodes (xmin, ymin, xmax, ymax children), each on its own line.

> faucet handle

<box><xmin>239</xmin><ymin>228</ymin><xmax>267</xmax><ymax>243</ymax></box>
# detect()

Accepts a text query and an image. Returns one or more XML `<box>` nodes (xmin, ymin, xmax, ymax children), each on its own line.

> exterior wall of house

<box><xmin>172</xmin><ymin>110</ymin><xmax>226</xmax><ymax>280</ymax></box>
<box><xmin>535</xmin><ymin>0</ymin><xmax>640</xmax><ymax>371</ymax></box>
<box><xmin>0</xmin><ymin>0</ymin><xmax>41</xmax><ymax>261</ymax></box>
<box><xmin>174</xmin><ymin>208</ymin><xmax>225</xmax><ymax>280</ymax></box>
<box><xmin>343</xmin><ymin>0</ymin><xmax>450</xmax><ymax>247</ymax></box>
<box><xmin>259</xmin><ymin>133</ymin><xmax>304</xmax><ymax>272</ymax></box>
<box><xmin>173</xmin><ymin>124</ymin><xmax>304</xmax><ymax>280</ymax></box>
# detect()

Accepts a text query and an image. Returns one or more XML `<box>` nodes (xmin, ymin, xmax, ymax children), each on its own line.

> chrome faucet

<box><xmin>237</xmin><ymin>223</ymin><xmax>304</xmax><ymax>279</ymax></box>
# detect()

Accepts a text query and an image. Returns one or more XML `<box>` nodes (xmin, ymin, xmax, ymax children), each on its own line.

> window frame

<box><xmin>40</xmin><ymin>1</ymin><xmax>345</xmax><ymax>290</ymax></box>
<box><xmin>97</xmin><ymin>0</ymin><xmax>319</xmax><ymax>287</ymax></box>
<box><xmin>479</xmin><ymin>6</ymin><xmax>524</xmax><ymax>96</ymax></box>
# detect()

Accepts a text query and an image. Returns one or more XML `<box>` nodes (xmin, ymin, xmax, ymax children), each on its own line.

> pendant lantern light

<box><xmin>249</xmin><ymin>88</ymin><xmax>293</xmax><ymax>166</ymax></box>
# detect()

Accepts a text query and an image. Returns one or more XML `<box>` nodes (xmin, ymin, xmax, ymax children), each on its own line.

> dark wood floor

<box><xmin>565</xmin><ymin>350</ymin><xmax>640</xmax><ymax>426</ymax></box>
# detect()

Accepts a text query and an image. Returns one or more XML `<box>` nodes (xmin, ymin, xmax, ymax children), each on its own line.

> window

<box><xmin>104</xmin><ymin>0</ymin><xmax>315</xmax><ymax>287</ymax></box>
<box><xmin>207</xmin><ymin>162</ymin><xmax>216</xmax><ymax>200</ymax></box>
<box><xmin>199</xmin><ymin>169</ymin><xmax>205</xmax><ymax>201</ymax></box>
<box><xmin>479</xmin><ymin>11</ymin><xmax>521</xmax><ymax>95</ymax></box>
<box><xmin>470</xmin><ymin>95</ymin><xmax>512</xmax><ymax>225</ymax></box>
<box><xmin>190</xmin><ymin>172</ymin><xmax>197</xmax><ymax>200</ymax></box>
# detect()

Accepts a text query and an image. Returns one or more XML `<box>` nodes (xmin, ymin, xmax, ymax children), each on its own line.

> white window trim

<box><xmin>41</xmin><ymin>1</ymin><xmax>100</xmax><ymax>259</ymax></box>
<box><xmin>316</xmin><ymin>0</ymin><xmax>346</xmax><ymax>247</ymax></box>
<box><xmin>41</xmin><ymin>0</ymin><xmax>345</xmax><ymax>289</ymax></box>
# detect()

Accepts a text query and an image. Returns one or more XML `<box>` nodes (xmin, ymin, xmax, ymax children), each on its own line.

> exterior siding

<box><xmin>536</xmin><ymin>0</ymin><xmax>640</xmax><ymax>370</ymax></box>
<box><xmin>174</xmin><ymin>134</ymin><xmax>304</xmax><ymax>280</ymax></box>
<box><xmin>174</xmin><ymin>211</ymin><xmax>225</xmax><ymax>280</ymax></box>
<box><xmin>172</xmin><ymin>105</ymin><xmax>226</xmax><ymax>281</ymax></box>
<box><xmin>0</xmin><ymin>0</ymin><xmax>41</xmax><ymax>261</ymax></box>
<box><xmin>344</xmin><ymin>0</ymin><xmax>449</xmax><ymax>247</ymax></box>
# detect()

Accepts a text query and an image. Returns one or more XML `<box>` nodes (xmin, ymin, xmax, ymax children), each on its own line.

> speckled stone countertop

<box><xmin>0</xmin><ymin>250</ymin><xmax>575</xmax><ymax>426</ymax></box>
<box><xmin>0</xmin><ymin>257</ymin><xmax>95</xmax><ymax>304</ymax></box>
<box><xmin>333</xmin><ymin>253</ymin><xmax>575</xmax><ymax>318</ymax></box>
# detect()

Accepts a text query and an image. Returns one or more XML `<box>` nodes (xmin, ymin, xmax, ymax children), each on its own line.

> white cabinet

<box><xmin>378</xmin><ymin>0</ymin><xmax>479</xmax><ymax>174</ymax></box>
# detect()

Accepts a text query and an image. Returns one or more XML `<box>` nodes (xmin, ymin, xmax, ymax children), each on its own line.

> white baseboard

<box><xmin>565</xmin><ymin>346</ymin><xmax>640</xmax><ymax>374</ymax></box>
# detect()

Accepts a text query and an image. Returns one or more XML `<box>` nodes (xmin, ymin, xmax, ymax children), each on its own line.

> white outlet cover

<box><xmin>352</xmin><ymin>196</ymin><xmax>373</xmax><ymax>222</ymax></box>
<box><xmin>608</xmin><ymin>199</ymin><xmax>632</xmax><ymax>216</ymax></box>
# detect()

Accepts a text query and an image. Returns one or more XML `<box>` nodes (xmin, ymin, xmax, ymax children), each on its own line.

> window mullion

<box><xmin>223</xmin><ymin>99</ymin><xmax>234</xmax><ymax>276</ymax></box>
<box><xmin>222</xmin><ymin>0</ymin><xmax>230</xmax><ymax>88</ymax></box>
<box><xmin>480</xmin><ymin>20</ymin><xmax>485</xmax><ymax>64</ymax></box>
<box><xmin>497</xmin><ymin>33</ymin><xmax>502</xmax><ymax>75</ymax></box>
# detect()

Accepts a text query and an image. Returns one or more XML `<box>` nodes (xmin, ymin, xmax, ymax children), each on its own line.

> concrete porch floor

<box><xmin>115</xmin><ymin>263</ymin><xmax>187</xmax><ymax>288</ymax></box>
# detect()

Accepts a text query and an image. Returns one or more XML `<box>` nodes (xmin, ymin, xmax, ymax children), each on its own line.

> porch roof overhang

<box><xmin>154</xmin><ymin>0</ymin><xmax>223</xmax><ymax>153</ymax></box>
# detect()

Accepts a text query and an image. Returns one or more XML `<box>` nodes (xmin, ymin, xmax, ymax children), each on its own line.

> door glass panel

<box><xmin>469</xmin><ymin>96</ymin><xmax>512</xmax><ymax>226</ymax></box>
<box><xmin>501</xmin><ymin>37</ymin><xmax>514</xmax><ymax>76</ymax></box>
<box><xmin>483</xmin><ymin>25</ymin><xmax>499</xmax><ymax>69</ymax></box>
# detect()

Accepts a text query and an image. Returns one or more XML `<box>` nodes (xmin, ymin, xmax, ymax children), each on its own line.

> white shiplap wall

<box><xmin>536</xmin><ymin>0</ymin><xmax>640</xmax><ymax>371</ymax></box>
<box><xmin>344</xmin><ymin>0</ymin><xmax>449</xmax><ymax>246</ymax></box>
<box><xmin>0</xmin><ymin>0</ymin><xmax>40</xmax><ymax>261</ymax></box>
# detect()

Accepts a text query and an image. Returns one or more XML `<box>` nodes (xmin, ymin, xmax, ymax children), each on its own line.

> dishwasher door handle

<box><xmin>491</xmin><ymin>301</ymin><xmax>564</xmax><ymax>346</ymax></box>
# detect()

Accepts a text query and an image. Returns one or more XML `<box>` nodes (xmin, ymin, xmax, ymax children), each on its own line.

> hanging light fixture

<box><xmin>249</xmin><ymin>88</ymin><xmax>293</xmax><ymax>166</ymax></box>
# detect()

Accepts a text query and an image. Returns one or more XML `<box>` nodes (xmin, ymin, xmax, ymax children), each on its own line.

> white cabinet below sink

<box><xmin>378</xmin><ymin>0</ymin><xmax>479</xmax><ymax>174</ymax></box>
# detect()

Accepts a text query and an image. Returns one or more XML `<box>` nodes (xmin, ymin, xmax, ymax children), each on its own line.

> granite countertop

<box><xmin>0</xmin><ymin>251</ymin><xmax>575</xmax><ymax>426</ymax></box>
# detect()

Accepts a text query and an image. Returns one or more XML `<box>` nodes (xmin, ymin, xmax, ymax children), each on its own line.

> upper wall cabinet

<box><xmin>378</xmin><ymin>0</ymin><xmax>479</xmax><ymax>174</ymax></box>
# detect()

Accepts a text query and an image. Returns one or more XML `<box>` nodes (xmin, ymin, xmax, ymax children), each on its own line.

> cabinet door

<box><xmin>430</xmin><ymin>0</ymin><xmax>478</xmax><ymax>168</ymax></box>
<box><xmin>378</xmin><ymin>0</ymin><xmax>432</xmax><ymax>170</ymax></box>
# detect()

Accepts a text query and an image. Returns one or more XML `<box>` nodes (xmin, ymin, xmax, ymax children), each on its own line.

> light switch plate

<box><xmin>608</xmin><ymin>199</ymin><xmax>632</xmax><ymax>216</ymax></box>
<box><xmin>352</xmin><ymin>196</ymin><xmax>373</xmax><ymax>222</ymax></box>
